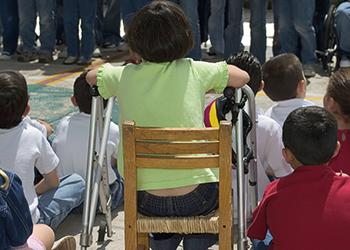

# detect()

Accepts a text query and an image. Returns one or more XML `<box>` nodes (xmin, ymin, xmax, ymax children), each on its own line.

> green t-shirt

<box><xmin>97</xmin><ymin>58</ymin><xmax>228</xmax><ymax>190</ymax></box>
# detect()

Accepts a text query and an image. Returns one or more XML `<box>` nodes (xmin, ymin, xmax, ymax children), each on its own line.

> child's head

<box><xmin>262</xmin><ymin>53</ymin><xmax>305</xmax><ymax>102</ymax></box>
<box><xmin>227</xmin><ymin>51</ymin><xmax>263</xmax><ymax>95</ymax></box>
<box><xmin>72</xmin><ymin>71</ymin><xmax>108</xmax><ymax>114</ymax></box>
<box><xmin>282</xmin><ymin>106</ymin><xmax>338</xmax><ymax>166</ymax></box>
<box><xmin>0</xmin><ymin>70</ymin><xmax>29</xmax><ymax>129</ymax></box>
<box><xmin>324</xmin><ymin>68</ymin><xmax>350</xmax><ymax>123</ymax></box>
<box><xmin>125</xmin><ymin>1</ymin><xmax>194</xmax><ymax>63</ymax></box>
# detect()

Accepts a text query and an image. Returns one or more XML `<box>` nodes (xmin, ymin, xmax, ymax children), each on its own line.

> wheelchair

<box><xmin>316</xmin><ymin>4</ymin><xmax>339</xmax><ymax>75</ymax></box>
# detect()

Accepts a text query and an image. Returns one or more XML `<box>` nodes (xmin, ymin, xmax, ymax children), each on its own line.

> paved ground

<box><xmin>0</xmin><ymin>9</ymin><xmax>330</xmax><ymax>250</ymax></box>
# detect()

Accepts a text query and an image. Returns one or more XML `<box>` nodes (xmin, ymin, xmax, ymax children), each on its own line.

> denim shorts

<box><xmin>137</xmin><ymin>182</ymin><xmax>219</xmax><ymax>217</ymax></box>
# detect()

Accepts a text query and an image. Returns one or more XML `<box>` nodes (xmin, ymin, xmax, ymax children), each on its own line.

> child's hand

<box><xmin>36</xmin><ymin>119</ymin><xmax>54</xmax><ymax>138</ymax></box>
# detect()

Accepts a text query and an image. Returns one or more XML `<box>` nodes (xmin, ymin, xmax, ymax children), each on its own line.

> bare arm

<box><xmin>86</xmin><ymin>68</ymin><xmax>99</xmax><ymax>86</ymax></box>
<box><xmin>35</xmin><ymin>169</ymin><xmax>60</xmax><ymax>196</ymax></box>
<box><xmin>227</xmin><ymin>64</ymin><xmax>250</xmax><ymax>89</ymax></box>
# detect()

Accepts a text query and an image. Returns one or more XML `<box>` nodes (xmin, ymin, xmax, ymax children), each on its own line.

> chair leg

<box><xmin>137</xmin><ymin>232</ymin><xmax>149</xmax><ymax>250</ymax></box>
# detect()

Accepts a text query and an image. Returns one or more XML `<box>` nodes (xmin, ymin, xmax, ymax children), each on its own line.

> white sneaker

<box><xmin>58</xmin><ymin>48</ymin><xmax>67</xmax><ymax>59</ymax></box>
<box><xmin>92</xmin><ymin>47</ymin><xmax>102</xmax><ymax>58</ymax></box>
<box><xmin>52</xmin><ymin>236</ymin><xmax>76</xmax><ymax>250</ymax></box>
<box><xmin>63</xmin><ymin>56</ymin><xmax>79</xmax><ymax>65</ymax></box>
<box><xmin>303</xmin><ymin>64</ymin><xmax>316</xmax><ymax>77</ymax></box>
<box><xmin>117</xmin><ymin>42</ymin><xmax>129</xmax><ymax>52</ymax></box>
<box><xmin>0</xmin><ymin>52</ymin><xmax>13</xmax><ymax>60</ymax></box>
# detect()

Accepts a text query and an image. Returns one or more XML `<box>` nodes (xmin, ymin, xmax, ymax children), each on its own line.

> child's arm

<box><xmin>86</xmin><ymin>68</ymin><xmax>99</xmax><ymax>86</ymax></box>
<box><xmin>36</xmin><ymin>119</ymin><xmax>54</xmax><ymax>138</ymax></box>
<box><xmin>227</xmin><ymin>65</ymin><xmax>250</xmax><ymax>88</ymax></box>
<box><xmin>34</xmin><ymin>169</ymin><xmax>60</xmax><ymax>196</ymax></box>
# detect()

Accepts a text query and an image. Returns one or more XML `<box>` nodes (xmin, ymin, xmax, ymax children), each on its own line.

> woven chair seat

<box><xmin>137</xmin><ymin>210</ymin><xmax>222</xmax><ymax>234</ymax></box>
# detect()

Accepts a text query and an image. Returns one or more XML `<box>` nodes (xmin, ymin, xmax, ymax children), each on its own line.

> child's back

<box><xmin>248</xmin><ymin>106</ymin><xmax>350</xmax><ymax>249</ymax></box>
<box><xmin>263</xmin><ymin>53</ymin><xmax>314</xmax><ymax>127</ymax></box>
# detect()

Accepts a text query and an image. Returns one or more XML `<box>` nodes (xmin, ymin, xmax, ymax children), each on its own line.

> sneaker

<box><xmin>303</xmin><ymin>64</ymin><xmax>316</xmax><ymax>77</ymax></box>
<box><xmin>63</xmin><ymin>56</ymin><xmax>79</xmax><ymax>65</ymax></box>
<box><xmin>102</xmin><ymin>41</ymin><xmax>116</xmax><ymax>49</ymax></box>
<box><xmin>0</xmin><ymin>52</ymin><xmax>14</xmax><ymax>60</ymax></box>
<box><xmin>117</xmin><ymin>41</ymin><xmax>129</xmax><ymax>52</ymax></box>
<box><xmin>92</xmin><ymin>47</ymin><xmax>102</xmax><ymax>58</ymax></box>
<box><xmin>38</xmin><ymin>51</ymin><xmax>53</xmax><ymax>63</ymax></box>
<box><xmin>76</xmin><ymin>56</ymin><xmax>92</xmax><ymax>65</ymax></box>
<box><xmin>17</xmin><ymin>51</ymin><xmax>37</xmax><ymax>62</ymax></box>
<box><xmin>339</xmin><ymin>58</ymin><xmax>350</xmax><ymax>68</ymax></box>
<box><xmin>58</xmin><ymin>48</ymin><xmax>68</xmax><ymax>58</ymax></box>
<box><xmin>52</xmin><ymin>236</ymin><xmax>76</xmax><ymax>250</ymax></box>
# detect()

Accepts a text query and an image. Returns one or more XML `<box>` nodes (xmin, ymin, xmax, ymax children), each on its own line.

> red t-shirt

<box><xmin>329</xmin><ymin>129</ymin><xmax>350</xmax><ymax>175</ymax></box>
<box><xmin>247</xmin><ymin>165</ymin><xmax>350</xmax><ymax>250</ymax></box>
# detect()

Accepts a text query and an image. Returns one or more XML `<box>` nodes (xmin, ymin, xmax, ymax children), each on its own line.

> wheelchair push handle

<box><xmin>89</xmin><ymin>85</ymin><xmax>100</xmax><ymax>97</ymax></box>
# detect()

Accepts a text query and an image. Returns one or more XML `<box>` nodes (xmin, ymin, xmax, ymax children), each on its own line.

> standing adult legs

<box><xmin>0</xmin><ymin>0</ymin><xmax>19</xmax><ymax>55</ymax></box>
<box><xmin>208</xmin><ymin>0</ymin><xmax>226</xmax><ymax>55</ymax></box>
<box><xmin>79</xmin><ymin>0</ymin><xmax>96</xmax><ymax>61</ymax></box>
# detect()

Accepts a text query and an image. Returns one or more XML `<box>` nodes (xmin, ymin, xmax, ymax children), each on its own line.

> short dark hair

<box><xmin>227</xmin><ymin>51</ymin><xmax>262</xmax><ymax>95</ymax></box>
<box><xmin>0</xmin><ymin>70</ymin><xmax>28</xmax><ymax>129</ymax></box>
<box><xmin>125</xmin><ymin>1</ymin><xmax>194</xmax><ymax>63</ymax></box>
<box><xmin>283</xmin><ymin>106</ymin><xmax>338</xmax><ymax>166</ymax></box>
<box><xmin>73</xmin><ymin>71</ymin><xmax>107</xmax><ymax>114</ymax></box>
<box><xmin>326</xmin><ymin>68</ymin><xmax>350</xmax><ymax>123</ymax></box>
<box><xmin>262</xmin><ymin>53</ymin><xmax>304</xmax><ymax>101</ymax></box>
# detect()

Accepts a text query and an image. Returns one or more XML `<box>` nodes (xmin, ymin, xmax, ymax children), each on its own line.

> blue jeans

<box><xmin>0</xmin><ymin>0</ymin><xmax>19</xmax><ymax>54</ymax></box>
<box><xmin>168</xmin><ymin>0</ymin><xmax>201</xmax><ymax>61</ymax></box>
<box><xmin>224</xmin><ymin>0</ymin><xmax>268</xmax><ymax>64</ymax></box>
<box><xmin>279</xmin><ymin>0</ymin><xmax>317</xmax><ymax>65</ymax></box>
<box><xmin>18</xmin><ymin>0</ymin><xmax>56</xmax><ymax>53</ymax></box>
<box><xmin>208</xmin><ymin>0</ymin><xmax>226</xmax><ymax>55</ymax></box>
<box><xmin>37</xmin><ymin>173</ymin><xmax>85</xmax><ymax>230</ymax></box>
<box><xmin>63</xmin><ymin>0</ymin><xmax>96</xmax><ymax>60</ymax></box>
<box><xmin>138</xmin><ymin>182</ymin><xmax>219</xmax><ymax>250</ymax></box>
<box><xmin>336</xmin><ymin>1</ymin><xmax>350</xmax><ymax>58</ymax></box>
<box><xmin>96</xmin><ymin>0</ymin><xmax>121</xmax><ymax>45</ymax></box>
<box><xmin>120</xmin><ymin>0</ymin><xmax>151</xmax><ymax>30</ymax></box>
<box><xmin>251</xmin><ymin>230</ymin><xmax>273</xmax><ymax>250</ymax></box>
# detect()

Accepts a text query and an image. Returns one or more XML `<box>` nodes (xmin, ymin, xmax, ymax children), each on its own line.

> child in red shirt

<box><xmin>247</xmin><ymin>106</ymin><xmax>350</xmax><ymax>250</ymax></box>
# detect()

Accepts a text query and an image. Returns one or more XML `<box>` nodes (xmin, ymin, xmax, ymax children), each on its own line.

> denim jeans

<box><xmin>18</xmin><ymin>0</ymin><xmax>56</xmax><ymax>53</ymax></box>
<box><xmin>37</xmin><ymin>173</ymin><xmax>85</xmax><ymax>230</ymax></box>
<box><xmin>336</xmin><ymin>1</ymin><xmax>350</xmax><ymax>58</ymax></box>
<box><xmin>208</xmin><ymin>0</ymin><xmax>226</xmax><ymax>55</ymax></box>
<box><xmin>120</xmin><ymin>0</ymin><xmax>151</xmax><ymax>30</ymax></box>
<box><xmin>224</xmin><ymin>0</ymin><xmax>268</xmax><ymax>64</ymax></box>
<box><xmin>279</xmin><ymin>0</ymin><xmax>317</xmax><ymax>65</ymax></box>
<box><xmin>0</xmin><ymin>0</ymin><xmax>19</xmax><ymax>54</ymax></box>
<box><xmin>96</xmin><ymin>0</ymin><xmax>121</xmax><ymax>45</ymax></box>
<box><xmin>168</xmin><ymin>0</ymin><xmax>202</xmax><ymax>61</ymax></box>
<box><xmin>251</xmin><ymin>230</ymin><xmax>273</xmax><ymax>250</ymax></box>
<box><xmin>63</xmin><ymin>0</ymin><xmax>96</xmax><ymax>60</ymax></box>
<box><xmin>138</xmin><ymin>182</ymin><xmax>219</xmax><ymax>250</ymax></box>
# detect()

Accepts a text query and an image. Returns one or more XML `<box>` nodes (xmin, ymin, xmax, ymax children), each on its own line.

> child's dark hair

<box><xmin>125</xmin><ymin>1</ymin><xmax>194</xmax><ymax>63</ymax></box>
<box><xmin>283</xmin><ymin>106</ymin><xmax>338</xmax><ymax>166</ymax></box>
<box><xmin>0</xmin><ymin>70</ymin><xmax>28</xmax><ymax>129</ymax></box>
<box><xmin>262</xmin><ymin>53</ymin><xmax>304</xmax><ymax>101</ymax></box>
<box><xmin>227</xmin><ymin>51</ymin><xmax>262</xmax><ymax>95</ymax></box>
<box><xmin>326</xmin><ymin>68</ymin><xmax>350</xmax><ymax>123</ymax></box>
<box><xmin>74</xmin><ymin>71</ymin><xmax>107</xmax><ymax>114</ymax></box>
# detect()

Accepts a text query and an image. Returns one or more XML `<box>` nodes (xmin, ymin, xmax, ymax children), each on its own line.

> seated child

<box><xmin>52</xmin><ymin>70</ymin><xmax>124</xmax><ymax>212</ymax></box>
<box><xmin>247</xmin><ymin>106</ymin><xmax>350</xmax><ymax>249</ymax></box>
<box><xmin>0</xmin><ymin>168</ymin><xmax>76</xmax><ymax>250</ymax></box>
<box><xmin>205</xmin><ymin>51</ymin><xmax>293</xmax><ymax>223</ymax></box>
<box><xmin>262</xmin><ymin>53</ymin><xmax>315</xmax><ymax>126</ymax></box>
<box><xmin>324</xmin><ymin>68</ymin><xmax>350</xmax><ymax>175</ymax></box>
<box><xmin>0</xmin><ymin>69</ymin><xmax>85</xmax><ymax>230</ymax></box>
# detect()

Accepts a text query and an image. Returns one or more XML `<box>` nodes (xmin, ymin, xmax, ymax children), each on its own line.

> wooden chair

<box><xmin>123</xmin><ymin>120</ymin><xmax>233</xmax><ymax>250</ymax></box>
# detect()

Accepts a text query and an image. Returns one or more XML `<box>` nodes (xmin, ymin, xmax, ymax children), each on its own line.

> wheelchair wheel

<box><xmin>320</xmin><ymin>4</ymin><xmax>338</xmax><ymax>71</ymax></box>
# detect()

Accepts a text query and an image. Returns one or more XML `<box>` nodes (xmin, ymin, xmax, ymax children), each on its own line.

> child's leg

<box><xmin>32</xmin><ymin>224</ymin><xmax>55</xmax><ymax>250</ymax></box>
<box><xmin>37</xmin><ymin>173</ymin><xmax>85</xmax><ymax>229</ymax></box>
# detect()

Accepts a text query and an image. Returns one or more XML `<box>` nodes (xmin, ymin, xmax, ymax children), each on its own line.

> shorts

<box><xmin>11</xmin><ymin>236</ymin><xmax>46</xmax><ymax>250</ymax></box>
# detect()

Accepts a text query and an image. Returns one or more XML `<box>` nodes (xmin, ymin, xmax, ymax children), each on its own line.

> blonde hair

<box><xmin>0</xmin><ymin>169</ymin><xmax>9</xmax><ymax>190</ymax></box>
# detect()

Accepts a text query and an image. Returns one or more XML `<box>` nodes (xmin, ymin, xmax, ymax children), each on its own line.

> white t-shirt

<box><xmin>52</xmin><ymin>112</ymin><xmax>120</xmax><ymax>184</ymax></box>
<box><xmin>0</xmin><ymin>121</ymin><xmax>59</xmax><ymax>223</ymax></box>
<box><xmin>231</xmin><ymin>105</ymin><xmax>293</xmax><ymax>223</ymax></box>
<box><xmin>23</xmin><ymin>116</ymin><xmax>47</xmax><ymax>137</ymax></box>
<box><xmin>265</xmin><ymin>98</ymin><xmax>315</xmax><ymax>127</ymax></box>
